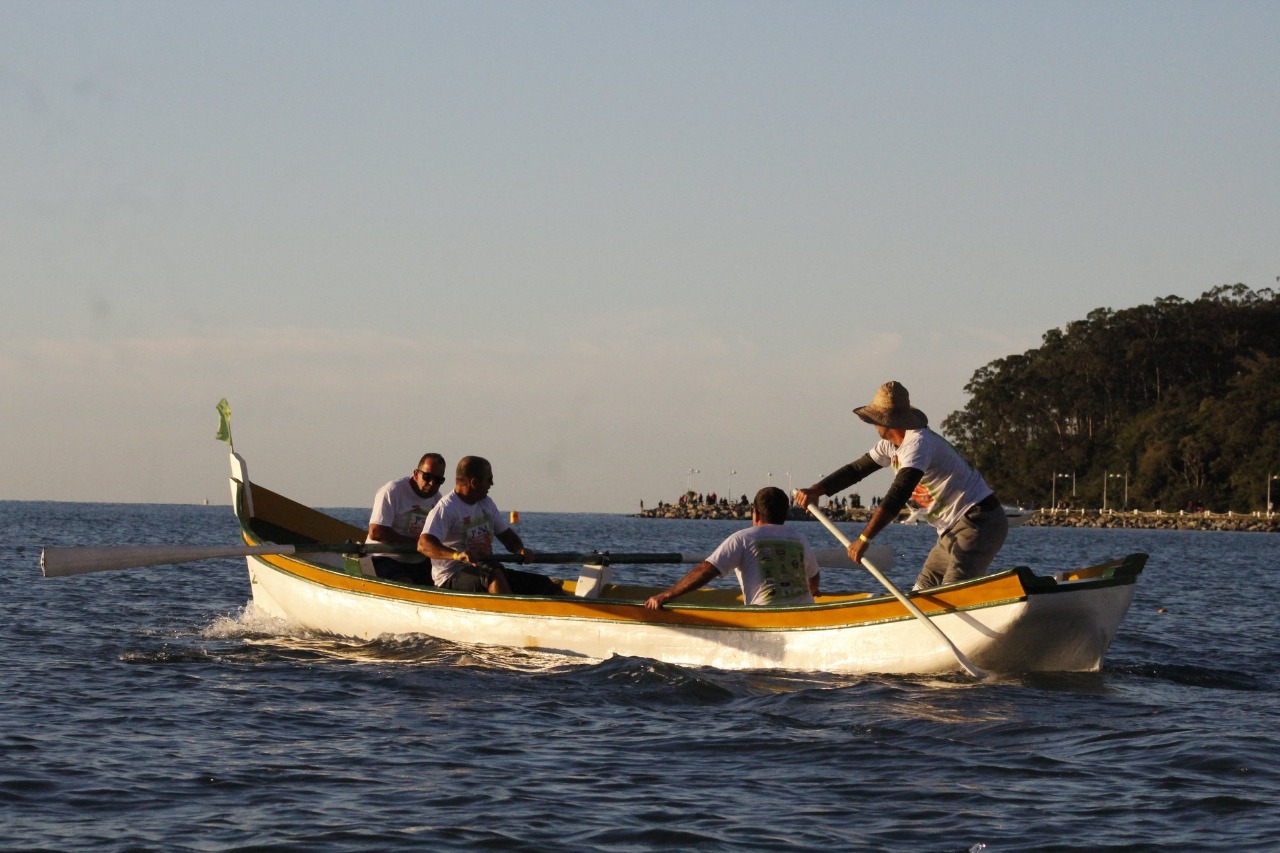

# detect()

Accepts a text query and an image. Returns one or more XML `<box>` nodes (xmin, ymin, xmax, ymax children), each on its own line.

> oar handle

<box><xmin>804</xmin><ymin>502</ymin><xmax>987</xmax><ymax>679</ymax></box>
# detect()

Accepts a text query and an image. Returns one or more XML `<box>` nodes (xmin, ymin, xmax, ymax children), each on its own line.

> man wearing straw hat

<box><xmin>795</xmin><ymin>381</ymin><xmax>1008</xmax><ymax>590</ymax></box>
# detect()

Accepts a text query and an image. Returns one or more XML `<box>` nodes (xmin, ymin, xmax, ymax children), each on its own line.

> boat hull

<box><xmin>244</xmin><ymin>552</ymin><xmax>1139</xmax><ymax>675</ymax></box>
<box><xmin>230</xmin><ymin>451</ymin><xmax>1145</xmax><ymax>675</ymax></box>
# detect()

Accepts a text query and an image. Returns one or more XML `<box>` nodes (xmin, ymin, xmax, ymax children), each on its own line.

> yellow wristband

<box><xmin>858</xmin><ymin>534</ymin><xmax>870</xmax><ymax>544</ymax></box>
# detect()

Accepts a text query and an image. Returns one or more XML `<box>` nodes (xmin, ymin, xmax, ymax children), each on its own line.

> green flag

<box><xmin>215</xmin><ymin>398</ymin><xmax>233</xmax><ymax>445</ymax></box>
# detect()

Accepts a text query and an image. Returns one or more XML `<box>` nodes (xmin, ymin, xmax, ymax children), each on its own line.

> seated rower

<box><xmin>365</xmin><ymin>452</ymin><xmax>446</xmax><ymax>585</ymax></box>
<box><xmin>418</xmin><ymin>456</ymin><xmax>563</xmax><ymax>596</ymax></box>
<box><xmin>645</xmin><ymin>486</ymin><xmax>819</xmax><ymax>610</ymax></box>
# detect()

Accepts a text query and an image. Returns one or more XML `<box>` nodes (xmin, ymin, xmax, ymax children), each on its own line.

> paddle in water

<box><xmin>803</xmin><ymin>501</ymin><xmax>988</xmax><ymax>679</ymax></box>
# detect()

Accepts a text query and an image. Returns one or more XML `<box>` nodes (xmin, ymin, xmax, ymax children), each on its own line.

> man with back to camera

<box><xmin>366</xmin><ymin>453</ymin><xmax>447</xmax><ymax>584</ymax></box>
<box><xmin>645</xmin><ymin>486</ymin><xmax>820</xmax><ymax>609</ymax></box>
<box><xmin>794</xmin><ymin>381</ymin><xmax>1008</xmax><ymax>590</ymax></box>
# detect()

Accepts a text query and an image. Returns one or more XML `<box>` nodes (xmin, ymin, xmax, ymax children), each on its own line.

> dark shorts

<box><xmin>371</xmin><ymin>557</ymin><xmax>434</xmax><ymax>586</ymax></box>
<box><xmin>439</xmin><ymin>563</ymin><xmax>500</xmax><ymax>592</ymax></box>
<box><xmin>438</xmin><ymin>563</ymin><xmax>564</xmax><ymax>596</ymax></box>
<box><xmin>504</xmin><ymin>567</ymin><xmax>564</xmax><ymax>596</ymax></box>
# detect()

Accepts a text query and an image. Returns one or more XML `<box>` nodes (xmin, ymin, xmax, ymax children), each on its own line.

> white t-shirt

<box><xmin>367</xmin><ymin>476</ymin><xmax>441</xmax><ymax>564</ymax></box>
<box><xmin>705</xmin><ymin>524</ymin><xmax>820</xmax><ymax>606</ymax></box>
<box><xmin>423</xmin><ymin>492</ymin><xmax>510</xmax><ymax>586</ymax></box>
<box><xmin>868</xmin><ymin>428</ymin><xmax>992</xmax><ymax>534</ymax></box>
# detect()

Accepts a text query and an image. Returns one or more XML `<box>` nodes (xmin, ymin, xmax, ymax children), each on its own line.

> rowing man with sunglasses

<box><xmin>366</xmin><ymin>453</ymin><xmax>448</xmax><ymax>584</ymax></box>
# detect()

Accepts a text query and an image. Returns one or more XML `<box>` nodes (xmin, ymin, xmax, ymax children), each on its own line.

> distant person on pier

<box><xmin>795</xmin><ymin>381</ymin><xmax>1008</xmax><ymax>590</ymax></box>
<box><xmin>645</xmin><ymin>487</ymin><xmax>820</xmax><ymax>610</ymax></box>
<box><xmin>366</xmin><ymin>453</ymin><xmax>447</xmax><ymax>584</ymax></box>
<box><xmin>418</xmin><ymin>456</ymin><xmax>563</xmax><ymax>596</ymax></box>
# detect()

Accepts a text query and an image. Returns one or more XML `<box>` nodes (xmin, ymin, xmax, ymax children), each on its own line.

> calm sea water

<box><xmin>3</xmin><ymin>501</ymin><xmax>1278</xmax><ymax>852</ymax></box>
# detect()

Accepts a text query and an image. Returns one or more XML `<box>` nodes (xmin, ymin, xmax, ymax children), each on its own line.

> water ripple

<box><xmin>6</xmin><ymin>506</ymin><xmax>1280</xmax><ymax>851</ymax></box>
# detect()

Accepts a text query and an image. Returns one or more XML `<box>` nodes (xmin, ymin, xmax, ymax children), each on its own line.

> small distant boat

<box><xmin>900</xmin><ymin>504</ymin><xmax>1036</xmax><ymax>528</ymax></box>
<box><xmin>1003</xmin><ymin>506</ymin><xmax>1036</xmax><ymax>527</ymax></box>
<box><xmin>208</xmin><ymin>448</ymin><xmax>1143</xmax><ymax>675</ymax></box>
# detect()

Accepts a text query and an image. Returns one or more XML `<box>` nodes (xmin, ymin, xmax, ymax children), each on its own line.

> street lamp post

<box><xmin>1052</xmin><ymin>472</ymin><xmax>1072</xmax><ymax>511</ymax></box>
<box><xmin>1269</xmin><ymin>473</ymin><xmax>1280</xmax><ymax>517</ymax></box>
<box><xmin>686</xmin><ymin>468</ymin><xmax>700</xmax><ymax>494</ymax></box>
<box><xmin>1104</xmin><ymin>472</ymin><xmax>1124</xmax><ymax>512</ymax></box>
<box><xmin>728</xmin><ymin>470</ymin><xmax>736</xmax><ymax>502</ymax></box>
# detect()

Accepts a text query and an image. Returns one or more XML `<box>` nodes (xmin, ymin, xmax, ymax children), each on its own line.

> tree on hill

<box><xmin>941</xmin><ymin>284</ymin><xmax>1280</xmax><ymax>513</ymax></box>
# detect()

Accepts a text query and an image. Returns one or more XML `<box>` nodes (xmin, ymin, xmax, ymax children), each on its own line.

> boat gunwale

<box><xmin>245</xmin><ymin>551</ymin><xmax>1032</xmax><ymax>633</ymax></box>
<box><xmin>242</xmin><ymin>546</ymin><xmax>1145</xmax><ymax>637</ymax></box>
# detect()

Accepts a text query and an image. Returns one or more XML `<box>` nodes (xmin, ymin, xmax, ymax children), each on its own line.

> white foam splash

<box><xmin>201</xmin><ymin>600</ymin><xmax>306</xmax><ymax>640</ymax></box>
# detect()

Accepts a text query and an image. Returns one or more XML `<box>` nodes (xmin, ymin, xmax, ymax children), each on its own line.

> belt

<box><xmin>969</xmin><ymin>494</ymin><xmax>1001</xmax><ymax>515</ymax></box>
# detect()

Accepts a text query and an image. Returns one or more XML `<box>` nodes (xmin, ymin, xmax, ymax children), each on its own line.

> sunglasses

<box><xmin>415</xmin><ymin>470</ymin><xmax>446</xmax><ymax>484</ymax></box>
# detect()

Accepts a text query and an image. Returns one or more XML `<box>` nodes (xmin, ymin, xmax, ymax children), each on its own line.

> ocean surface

<box><xmin>3</xmin><ymin>501</ymin><xmax>1278</xmax><ymax>852</ymax></box>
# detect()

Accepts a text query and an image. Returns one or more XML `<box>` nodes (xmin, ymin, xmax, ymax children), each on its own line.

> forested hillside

<box><xmin>942</xmin><ymin>284</ymin><xmax>1280</xmax><ymax>513</ymax></box>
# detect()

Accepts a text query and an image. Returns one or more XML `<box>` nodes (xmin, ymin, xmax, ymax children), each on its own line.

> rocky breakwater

<box><xmin>639</xmin><ymin>502</ymin><xmax>1279</xmax><ymax>533</ymax></box>
<box><xmin>638</xmin><ymin>501</ymin><xmax>874</xmax><ymax>523</ymax></box>
<box><xmin>1030</xmin><ymin>509</ymin><xmax>1279</xmax><ymax>533</ymax></box>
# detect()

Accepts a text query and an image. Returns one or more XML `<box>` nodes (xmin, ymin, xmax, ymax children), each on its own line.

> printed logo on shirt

<box><xmin>752</xmin><ymin>539</ymin><xmax>807</xmax><ymax>604</ymax></box>
<box><xmin>406</xmin><ymin>507</ymin><xmax>430</xmax><ymax>537</ymax></box>
<box><xmin>460</xmin><ymin>514</ymin><xmax>494</xmax><ymax>557</ymax></box>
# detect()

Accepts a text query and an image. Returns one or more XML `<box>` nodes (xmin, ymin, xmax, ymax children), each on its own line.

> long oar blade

<box><xmin>804</xmin><ymin>503</ymin><xmax>988</xmax><ymax>679</ymax></box>
<box><xmin>42</xmin><ymin>543</ymin><xmax>317</xmax><ymax>577</ymax></box>
<box><xmin>809</xmin><ymin>544</ymin><xmax>895</xmax><ymax>571</ymax></box>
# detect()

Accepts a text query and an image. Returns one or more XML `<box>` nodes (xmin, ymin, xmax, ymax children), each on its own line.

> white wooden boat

<box><xmin>219</xmin><ymin>450</ymin><xmax>1145</xmax><ymax>676</ymax></box>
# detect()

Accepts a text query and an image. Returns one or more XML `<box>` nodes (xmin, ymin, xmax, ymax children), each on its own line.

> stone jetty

<box><xmin>639</xmin><ymin>500</ymin><xmax>867</xmax><ymax>523</ymax></box>
<box><xmin>1024</xmin><ymin>508</ymin><xmax>1278</xmax><ymax>533</ymax></box>
<box><xmin>637</xmin><ymin>500</ymin><xmax>1279</xmax><ymax>533</ymax></box>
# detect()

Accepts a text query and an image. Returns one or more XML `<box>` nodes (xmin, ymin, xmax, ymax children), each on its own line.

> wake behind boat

<box><xmin>201</xmin><ymin>445</ymin><xmax>1144</xmax><ymax>676</ymax></box>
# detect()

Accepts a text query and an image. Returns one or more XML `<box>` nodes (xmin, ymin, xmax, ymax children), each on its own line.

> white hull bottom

<box><xmin>246</xmin><ymin>558</ymin><xmax>1136</xmax><ymax>675</ymax></box>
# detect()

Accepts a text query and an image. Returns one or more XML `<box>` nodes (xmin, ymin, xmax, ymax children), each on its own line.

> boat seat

<box><xmin>343</xmin><ymin>555</ymin><xmax>379</xmax><ymax>578</ymax></box>
<box><xmin>575</xmin><ymin>563</ymin><xmax>612</xmax><ymax>598</ymax></box>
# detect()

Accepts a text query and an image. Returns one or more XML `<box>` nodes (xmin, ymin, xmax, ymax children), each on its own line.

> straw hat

<box><xmin>853</xmin><ymin>381</ymin><xmax>929</xmax><ymax>430</ymax></box>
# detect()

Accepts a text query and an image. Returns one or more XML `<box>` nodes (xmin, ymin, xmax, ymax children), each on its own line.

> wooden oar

<box><xmin>41</xmin><ymin>542</ymin><xmax>409</xmax><ymax>577</ymax></box>
<box><xmin>39</xmin><ymin>542</ymin><xmax>720</xmax><ymax>578</ymax></box>
<box><xmin>804</xmin><ymin>503</ymin><xmax>988</xmax><ymax>679</ymax></box>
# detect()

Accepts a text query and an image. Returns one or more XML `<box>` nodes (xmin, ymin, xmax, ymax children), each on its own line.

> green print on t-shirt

<box><xmin>752</xmin><ymin>538</ymin><xmax>807</xmax><ymax>603</ymax></box>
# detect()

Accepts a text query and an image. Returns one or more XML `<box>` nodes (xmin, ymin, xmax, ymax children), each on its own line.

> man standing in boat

<box><xmin>794</xmin><ymin>381</ymin><xmax>1008</xmax><ymax>590</ymax></box>
<box><xmin>418</xmin><ymin>456</ymin><xmax>562</xmax><ymax>595</ymax></box>
<box><xmin>645</xmin><ymin>486</ymin><xmax>820</xmax><ymax>609</ymax></box>
<box><xmin>366</xmin><ymin>452</ymin><xmax>447</xmax><ymax>584</ymax></box>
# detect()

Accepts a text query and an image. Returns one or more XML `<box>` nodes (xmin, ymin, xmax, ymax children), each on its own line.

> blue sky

<box><xmin>3</xmin><ymin>1</ymin><xmax>1277</xmax><ymax>513</ymax></box>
